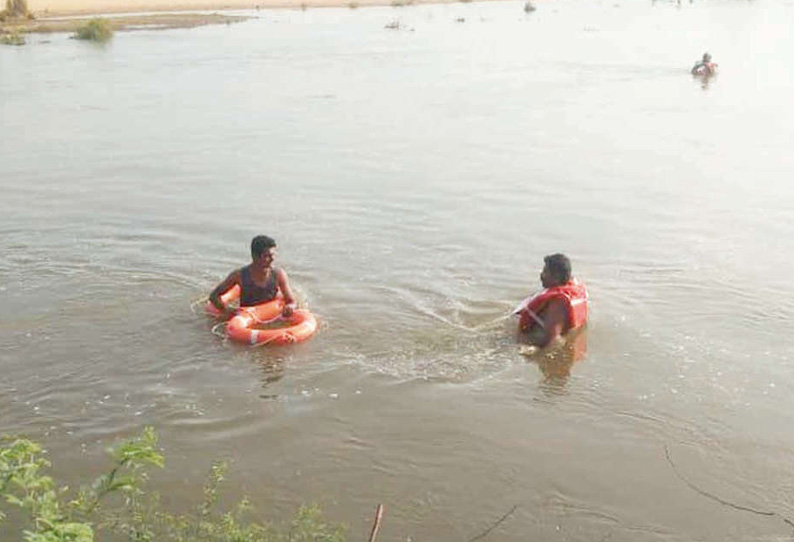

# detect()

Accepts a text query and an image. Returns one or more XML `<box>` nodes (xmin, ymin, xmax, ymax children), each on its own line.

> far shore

<box><xmin>27</xmin><ymin>0</ymin><xmax>485</xmax><ymax>17</ymax></box>
<box><xmin>3</xmin><ymin>0</ymin><xmax>534</xmax><ymax>39</ymax></box>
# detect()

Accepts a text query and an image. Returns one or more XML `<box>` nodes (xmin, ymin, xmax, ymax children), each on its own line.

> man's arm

<box><xmin>209</xmin><ymin>270</ymin><xmax>240</xmax><ymax>316</ymax></box>
<box><xmin>532</xmin><ymin>298</ymin><xmax>569</xmax><ymax>347</ymax></box>
<box><xmin>276</xmin><ymin>268</ymin><xmax>297</xmax><ymax>316</ymax></box>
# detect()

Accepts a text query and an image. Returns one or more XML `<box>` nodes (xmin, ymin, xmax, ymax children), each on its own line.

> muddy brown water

<box><xmin>2</xmin><ymin>0</ymin><xmax>794</xmax><ymax>540</ymax></box>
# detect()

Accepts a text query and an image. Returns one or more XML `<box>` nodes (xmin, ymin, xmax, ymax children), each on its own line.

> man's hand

<box><xmin>519</xmin><ymin>345</ymin><xmax>539</xmax><ymax>357</ymax></box>
<box><xmin>282</xmin><ymin>303</ymin><xmax>296</xmax><ymax>318</ymax></box>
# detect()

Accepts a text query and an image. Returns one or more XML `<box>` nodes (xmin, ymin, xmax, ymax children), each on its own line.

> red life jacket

<box><xmin>693</xmin><ymin>62</ymin><xmax>717</xmax><ymax>76</ymax></box>
<box><xmin>516</xmin><ymin>278</ymin><xmax>588</xmax><ymax>333</ymax></box>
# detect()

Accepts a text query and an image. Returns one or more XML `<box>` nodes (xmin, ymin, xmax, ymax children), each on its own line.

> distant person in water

<box><xmin>691</xmin><ymin>52</ymin><xmax>717</xmax><ymax>76</ymax></box>
<box><xmin>514</xmin><ymin>253</ymin><xmax>588</xmax><ymax>348</ymax></box>
<box><xmin>209</xmin><ymin>235</ymin><xmax>297</xmax><ymax>319</ymax></box>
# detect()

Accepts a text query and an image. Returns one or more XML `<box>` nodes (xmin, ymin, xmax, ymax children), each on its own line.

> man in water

<box><xmin>691</xmin><ymin>52</ymin><xmax>717</xmax><ymax>76</ymax></box>
<box><xmin>209</xmin><ymin>235</ymin><xmax>297</xmax><ymax>319</ymax></box>
<box><xmin>515</xmin><ymin>253</ymin><xmax>588</xmax><ymax>349</ymax></box>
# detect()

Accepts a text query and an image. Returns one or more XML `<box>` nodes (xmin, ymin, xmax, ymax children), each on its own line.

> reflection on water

<box><xmin>251</xmin><ymin>350</ymin><xmax>290</xmax><ymax>391</ymax></box>
<box><xmin>532</xmin><ymin>328</ymin><xmax>589</xmax><ymax>392</ymax></box>
<box><xmin>3</xmin><ymin>0</ymin><xmax>794</xmax><ymax>539</ymax></box>
<box><xmin>694</xmin><ymin>72</ymin><xmax>718</xmax><ymax>91</ymax></box>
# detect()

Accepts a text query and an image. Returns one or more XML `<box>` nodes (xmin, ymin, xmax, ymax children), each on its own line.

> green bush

<box><xmin>0</xmin><ymin>428</ymin><xmax>347</xmax><ymax>542</ymax></box>
<box><xmin>73</xmin><ymin>18</ymin><xmax>113</xmax><ymax>41</ymax></box>
<box><xmin>1</xmin><ymin>28</ymin><xmax>26</xmax><ymax>45</ymax></box>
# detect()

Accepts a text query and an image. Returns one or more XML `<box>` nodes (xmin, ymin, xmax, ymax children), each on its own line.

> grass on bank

<box><xmin>0</xmin><ymin>427</ymin><xmax>347</xmax><ymax>542</ymax></box>
<box><xmin>73</xmin><ymin>17</ymin><xmax>113</xmax><ymax>41</ymax></box>
<box><xmin>0</xmin><ymin>26</ymin><xmax>25</xmax><ymax>44</ymax></box>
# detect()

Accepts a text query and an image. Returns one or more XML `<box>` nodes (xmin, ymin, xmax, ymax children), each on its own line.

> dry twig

<box><xmin>467</xmin><ymin>505</ymin><xmax>518</xmax><ymax>542</ymax></box>
<box><xmin>368</xmin><ymin>503</ymin><xmax>384</xmax><ymax>542</ymax></box>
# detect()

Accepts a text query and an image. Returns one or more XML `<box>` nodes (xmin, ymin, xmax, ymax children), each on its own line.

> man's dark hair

<box><xmin>544</xmin><ymin>253</ymin><xmax>572</xmax><ymax>284</ymax></box>
<box><xmin>251</xmin><ymin>235</ymin><xmax>277</xmax><ymax>258</ymax></box>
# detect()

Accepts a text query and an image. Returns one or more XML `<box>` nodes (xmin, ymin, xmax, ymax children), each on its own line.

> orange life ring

<box><xmin>227</xmin><ymin>308</ymin><xmax>317</xmax><ymax>346</ymax></box>
<box><xmin>206</xmin><ymin>285</ymin><xmax>317</xmax><ymax>345</ymax></box>
<box><xmin>205</xmin><ymin>284</ymin><xmax>242</xmax><ymax>317</ymax></box>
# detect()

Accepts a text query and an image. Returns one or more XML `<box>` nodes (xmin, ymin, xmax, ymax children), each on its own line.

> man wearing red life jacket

<box><xmin>691</xmin><ymin>52</ymin><xmax>718</xmax><ymax>76</ymax></box>
<box><xmin>515</xmin><ymin>253</ymin><xmax>588</xmax><ymax>347</ymax></box>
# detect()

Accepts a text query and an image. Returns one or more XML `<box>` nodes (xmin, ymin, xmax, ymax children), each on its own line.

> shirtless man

<box><xmin>515</xmin><ymin>253</ymin><xmax>588</xmax><ymax>348</ymax></box>
<box><xmin>209</xmin><ymin>235</ymin><xmax>297</xmax><ymax>319</ymax></box>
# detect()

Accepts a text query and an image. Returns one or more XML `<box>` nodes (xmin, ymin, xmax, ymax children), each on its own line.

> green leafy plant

<box><xmin>73</xmin><ymin>18</ymin><xmax>113</xmax><ymax>41</ymax></box>
<box><xmin>1</xmin><ymin>436</ymin><xmax>98</xmax><ymax>541</ymax></box>
<box><xmin>1</xmin><ymin>27</ymin><xmax>26</xmax><ymax>45</ymax></box>
<box><xmin>1</xmin><ymin>428</ymin><xmax>346</xmax><ymax>542</ymax></box>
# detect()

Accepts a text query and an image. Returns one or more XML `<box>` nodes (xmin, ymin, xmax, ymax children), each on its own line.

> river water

<box><xmin>2</xmin><ymin>0</ymin><xmax>794</xmax><ymax>539</ymax></box>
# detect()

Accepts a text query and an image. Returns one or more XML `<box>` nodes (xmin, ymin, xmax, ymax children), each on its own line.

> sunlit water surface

<box><xmin>2</xmin><ymin>0</ymin><xmax>794</xmax><ymax>539</ymax></box>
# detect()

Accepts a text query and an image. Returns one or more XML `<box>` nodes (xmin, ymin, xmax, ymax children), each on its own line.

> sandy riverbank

<box><xmin>27</xmin><ymin>0</ymin><xmax>472</xmax><ymax>16</ymax></box>
<box><xmin>1</xmin><ymin>12</ymin><xmax>251</xmax><ymax>35</ymax></box>
<box><xmin>2</xmin><ymin>0</ymin><xmax>490</xmax><ymax>36</ymax></box>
